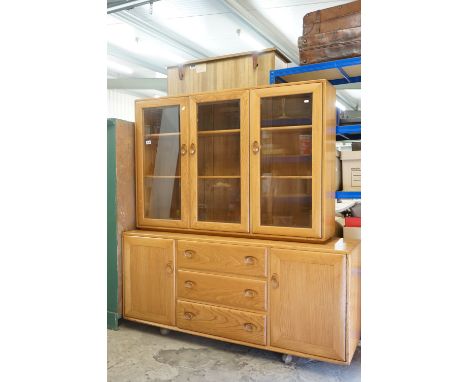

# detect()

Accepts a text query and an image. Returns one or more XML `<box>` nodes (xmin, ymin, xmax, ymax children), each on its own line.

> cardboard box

<box><xmin>341</xmin><ymin>150</ymin><xmax>361</xmax><ymax>191</ymax></box>
<box><xmin>343</xmin><ymin>226</ymin><xmax>361</xmax><ymax>240</ymax></box>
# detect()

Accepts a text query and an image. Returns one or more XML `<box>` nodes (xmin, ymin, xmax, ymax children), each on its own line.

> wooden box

<box><xmin>298</xmin><ymin>0</ymin><xmax>361</xmax><ymax>65</ymax></box>
<box><xmin>167</xmin><ymin>48</ymin><xmax>289</xmax><ymax>96</ymax></box>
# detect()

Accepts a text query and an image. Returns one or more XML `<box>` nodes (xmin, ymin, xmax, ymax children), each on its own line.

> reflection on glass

<box><xmin>144</xmin><ymin>106</ymin><xmax>180</xmax><ymax>135</ymax></box>
<box><xmin>198</xmin><ymin>134</ymin><xmax>240</xmax><ymax>177</ymax></box>
<box><xmin>261</xmin><ymin>178</ymin><xmax>312</xmax><ymax>228</ymax></box>
<box><xmin>261</xmin><ymin>93</ymin><xmax>312</xmax><ymax>127</ymax></box>
<box><xmin>198</xmin><ymin>179</ymin><xmax>240</xmax><ymax>223</ymax></box>
<box><xmin>142</xmin><ymin>105</ymin><xmax>181</xmax><ymax>220</ymax></box>
<box><xmin>198</xmin><ymin>100</ymin><xmax>240</xmax><ymax>131</ymax></box>
<box><xmin>261</xmin><ymin>128</ymin><xmax>312</xmax><ymax>177</ymax></box>
<box><xmin>144</xmin><ymin>178</ymin><xmax>181</xmax><ymax>220</ymax></box>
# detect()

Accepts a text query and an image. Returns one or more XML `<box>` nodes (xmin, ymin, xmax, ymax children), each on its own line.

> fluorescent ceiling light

<box><xmin>336</xmin><ymin>101</ymin><xmax>348</xmax><ymax>111</ymax></box>
<box><xmin>107</xmin><ymin>60</ymin><xmax>133</xmax><ymax>74</ymax></box>
<box><xmin>237</xmin><ymin>29</ymin><xmax>265</xmax><ymax>51</ymax></box>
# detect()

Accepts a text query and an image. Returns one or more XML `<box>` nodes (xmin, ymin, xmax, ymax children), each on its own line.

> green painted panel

<box><xmin>107</xmin><ymin>118</ymin><xmax>119</xmax><ymax>330</ymax></box>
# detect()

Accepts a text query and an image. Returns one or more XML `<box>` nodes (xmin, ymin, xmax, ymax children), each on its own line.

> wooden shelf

<box><xmin>198</xmin><ymin>175</ymin><xmax>240</xmax><ymax>179</ymax></box>
<box><xmin>260</xmin><ymin>125</ymin><xmax>312</xmax><ymax>132</ymax></box>
<box><xmin>263</xmin><ymin>154</ymin><xmax>312</xmax><ymax>163</ymax></box>
<box><xmin>198</xmin><ymin>129</ymin><xmax>240</xmax><ymax>136</ymax></box>
<box><xmin>145</xmin><ymin>175</ymin><xmax>181</xmax><ymax>179</ymax></box>
<box><xmin>145</xmin><ymin>132</ymin><xmax>180</xmax><ymax>138</ymax></box>
<box><xmin>261</xmin><ymin>175</ymin><xmax>312</xmax><ymax>179</ymax></box>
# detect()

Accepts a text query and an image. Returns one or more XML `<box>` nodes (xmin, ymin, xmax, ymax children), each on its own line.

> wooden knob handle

<box><xmin>184</xmin><ymin>250</ymin><xmax>195</xmax><ymax>258</ymax></box>
<box><xmin>244</xmin><ymin>256</ymin><xmax>257</xmax><ymax>265</ymax></box>
<box><xmin>271</xmin><ymin>273</ymin><xmax>279</xmax><ymax>289</ymax></box>
<box><xmin>180</xmin><ymin>143</ymin><xmax>187</xmax><ymax>156</ymax></box>
<box><xmin>252</xmin><ymin>141</ymin><xmax>260</xmax><ymax>154</ymax></box>
<box><xmin>243</xmin><ymin>323</ymin><xmax>256</xmax><ymax>332</ymax></box>
<box><xmin>189</xmin><ymin>143</ymin><xmax>196</xmax><ymax>155</ymax></box>
<box><xmin>165</xmin><ymin>262</ymin><xmax>173</xmax><ymax>274</ymax></box>
<box><xmin>244</xmin><ymin>289</ymin><xmax>256</xmax><ymax>298</ymax></box>
<box><xmin>184</xmin><ymin>312</ymin><xmax>194</xmax><ymax>320</ymax></box>
<box><xmin>184</xmin><ymin>280</ymin><xmax>195</xmax><ymax>289</ymax></box>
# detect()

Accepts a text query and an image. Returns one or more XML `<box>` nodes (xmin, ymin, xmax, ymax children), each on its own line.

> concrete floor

<box><xmin>108</xmin><ymin>320</ymin><xmax>360</xmax><ymax>382</ymax></box>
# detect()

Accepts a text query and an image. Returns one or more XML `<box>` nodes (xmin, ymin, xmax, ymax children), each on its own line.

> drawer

<box><xmin>177</xmin><ymin>301</ymin><xmax>266</xmax><ymax>345</ymax></box>
<box><xmin>177</xmin><ymin>270</ymin><xmax>266</xmax><ymax>311</ymax></box>
<box><xmin>177</xmin><ymin>240</ymin><xmax>267</xmax><ymax>277</ymax></box>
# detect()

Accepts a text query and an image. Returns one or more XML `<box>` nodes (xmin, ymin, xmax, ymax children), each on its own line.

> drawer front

<box><xmin>177</xmin><ymin>301</ymin><xmax>266</xmax><ymax>345</ymax></box>
<box><xmin>177</xmin><ymin>240</ymin><xmax>267</xmax><ymax>277</ymax></box>
<box><xmin>177</xmin><ymin>270</ymin><xmax>266</xmax><ymax>311</ymax></box>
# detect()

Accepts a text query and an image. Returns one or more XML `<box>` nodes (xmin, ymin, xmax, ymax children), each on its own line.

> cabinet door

<box><xmin>250</xmin><ymin>84</ymin><xmax>323</xmax><ymax>238</ymax></box>
<box><xmin>135</xmin><ymin>98</ymin><xmax>189</xmax><ymax>228</ymax></box>
<box><xmin>189</xmin><ymin>90</ymin><xmax>249</xmax><ymax>232</ymax></box>
<box><xmin>270</xmin><ymin>248</ymin><xmax>346</xmax><ymax>361</ymax></box>
<box><xmin>123</xmin><ymin>236</ymin><xmax>175</xmax><ymax>325</ymax></box>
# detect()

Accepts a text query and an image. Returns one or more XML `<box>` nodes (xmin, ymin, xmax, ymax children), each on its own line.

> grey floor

<box><xmin>108</xmin><ymin>320</ymin><xmax>360</xmax><ymax>382</ymax></box>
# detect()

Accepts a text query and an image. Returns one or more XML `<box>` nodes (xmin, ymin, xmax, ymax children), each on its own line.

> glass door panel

<box><xmin>250</xmin><ymin>84</ymin><xmax>323</xmax><ymax>237</ymax></box>
<box><xmin>136</xmin><ymin>98</ymin><xmax>189</xmax><ymax>228</ymax></box>
<box><xmin>189</xmin><ymin>91</ymin><xmax>249</xmax><ymax>232</ymax></box>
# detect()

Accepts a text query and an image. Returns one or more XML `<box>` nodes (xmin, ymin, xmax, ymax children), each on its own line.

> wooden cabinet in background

<box><xmin>123</xmin><ymin>236</ymin><xmax>175</xmax><ymax>326</ymax></box>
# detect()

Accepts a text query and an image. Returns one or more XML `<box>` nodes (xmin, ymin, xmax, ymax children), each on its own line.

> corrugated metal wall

<box><xmin>107</xmin><ymin>90</ymin><xmax>139</xmax><ymax>122</ymax></box>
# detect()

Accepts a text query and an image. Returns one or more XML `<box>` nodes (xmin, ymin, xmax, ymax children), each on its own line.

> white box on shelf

<box><xmin>343</xmin><ymin>226</ymin><xmax>361</xmax><ymax>240</ymax></box>
<box><xmin>341</xmin><ymin>151</ymin><xmax>361</xmax><ymax>191</ymax></box>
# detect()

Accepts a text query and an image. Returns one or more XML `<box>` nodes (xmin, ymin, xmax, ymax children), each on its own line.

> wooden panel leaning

<box><xmin>167</xmin><ymin>48</ymin><xmax>289</xmax><ymax>96</ymax></box>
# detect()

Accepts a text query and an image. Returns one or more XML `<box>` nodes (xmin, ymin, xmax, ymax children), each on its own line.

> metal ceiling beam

<box><xmin>107</xmin><ymin>78</ymin><xmax>167</xmax><ymax>92</ymax></box>
<box><xmin>108</xmin><ymin>43</ymin><xmax>168</xmax><ymax>74</ymax></box>
<box><xmin>336</xmin><ymin>91</ymin><xmax>359</xmax><ymax>111</ymax></box>
<box><xmin>113</xmin><ymin>11</ymin><xmax>212</xmax><ymax>59</ymax></box>
<box><xmin>220</xmin><ymin>0</ymin><xmax>300</xmax><ymax>65</ymax></box>
<box><xmin>107</xmin><ymin>0</ymin><xmax>158</xmax><ymax>14</ymax></box>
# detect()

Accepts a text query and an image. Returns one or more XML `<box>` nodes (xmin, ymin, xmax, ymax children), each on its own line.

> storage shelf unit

<box><xmin>270</xmin><ymin>58</ymin><xmax>361</xmax><ymax>200</ymax></box>
<box><xmin>269</xmin><ymin>57</ymin><xmax>361</xmax><ymax>86</ymax></box>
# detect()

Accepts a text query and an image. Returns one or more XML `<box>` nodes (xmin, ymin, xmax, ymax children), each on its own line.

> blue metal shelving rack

<box><xmin>269</xmin><ymin>57</ymin><xmax>361</xmax><ymax>200</ymax></box>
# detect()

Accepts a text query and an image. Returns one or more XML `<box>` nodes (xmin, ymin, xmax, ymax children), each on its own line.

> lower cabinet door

<box><xmin>123</xmin><ymin>236</ymin><xmax>175</xmax><ymax>325</ymax></box>
<box><xmin>270</xmin><ymin>248</ymin><xmax>347</xmax><ymax>361</ymax></box>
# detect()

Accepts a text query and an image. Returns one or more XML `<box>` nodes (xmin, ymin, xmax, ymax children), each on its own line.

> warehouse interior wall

<box><xmin>107</xmin><ymin>89</ymin><xmax>139</xmax><ymax>122</ymax></box>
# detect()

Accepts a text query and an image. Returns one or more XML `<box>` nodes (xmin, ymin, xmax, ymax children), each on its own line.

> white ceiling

<box><xmin>107</xmin><ymin>0</ymin><xmax>359</xmax><ymax>103</ymax></box>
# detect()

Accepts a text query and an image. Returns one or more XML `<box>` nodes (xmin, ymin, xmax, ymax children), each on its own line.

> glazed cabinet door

<box><xmin>270</xmin><ymin>248</ymin><xmax>346</xmax><ymax>361</ymax></box>
<box><xmin>135</xmin><ymin>98</ymin><xmax>189</xmax><ymax>228</ymax></box>
<box><xmin>189</xmin><ymin>90</ymin><xmax>249</xmax><ymax>232</ymax></box>
<box><xmin>250</xmin><ymin>83</ymin><xmax>323</xmax><ymax>238</ymax></box>
<box><xmin>123</xmin><ymin>236</ymin><xmax>175</xmax><ymax>325</ymax></box>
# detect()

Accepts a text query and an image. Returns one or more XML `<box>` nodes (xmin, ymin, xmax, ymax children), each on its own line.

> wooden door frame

<box><xmin>188</xmin><ymin>90</ymin><xmax>250</xmax><ymax>233</ymax></box>
<box><xmin>135</xmin><ymin>97</ymin><xmax>190</xmax><ymax>229</ymax></box>
<box><xmin>249</xmin><ymin>83</ymin><xmax>323</xmax><ymax>238</ymax></box>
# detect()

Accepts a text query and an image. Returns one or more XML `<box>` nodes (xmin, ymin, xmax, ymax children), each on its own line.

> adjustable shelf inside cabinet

<box><xmin>270</xmin><ymin>57</ymin><xmax>361</xmax><ymax>201</ymax></box>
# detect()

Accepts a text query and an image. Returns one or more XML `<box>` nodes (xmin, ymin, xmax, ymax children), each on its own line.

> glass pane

<box><xmin>143</xmin><ymin>106</ymin><xmax>180</xmax><ymax>135</ymax></box>
<box><xmin>198</xmin><ymin>100</ymin><xmax>240</xmax><ymax>132</ymax></box>
<box><xmin>198</xmin><ymin>179</ymin><xmax>240</xmax><ymax>223</ymax></box>
<box><xmin>261</xmin><ymin>93</ymin><xmax>312</xmax><ymax>127</ymax></box>
<box><xmin>198</xmin><ymin>133</ymin><xmax>240</xmax><ymax>177</ymax></box>
<box><xmin>260</xmin><ymin>178</ymin><xmax>312</xmax><ymax>228</ymax></box>
<box><xmin>144</xmin><ymin>178</ymin><xmax>181</xmax><ymax>220</ymax></box>
<box><xmin>197</xmin><ymin>99</ymin><xmax>242</xmax><ymax>224</ymax></box>
<box><xmin>261</xmin><ymin>128</ymin><xmax>312</xmax><ymax>177</ymax></box>
<box><xmin>144</xmin><ymin>136</ymin><xmax>180</xmax><ymax>177</ymax></box>
<box><xmin>142</xmin><ymin>105</ymin><xmax>181</xmax><ymax>220</ymax></box>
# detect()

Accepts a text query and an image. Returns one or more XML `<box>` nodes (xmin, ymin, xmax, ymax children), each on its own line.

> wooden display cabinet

<box><xmin>134</xmin><ymin>80</ymin><xmax>336</xmax><ymax>242</ymax></box>
<box><xmin>125</xmin><ymin>80</ymin><xmax>360</xmax><ymax>365</ymax></box>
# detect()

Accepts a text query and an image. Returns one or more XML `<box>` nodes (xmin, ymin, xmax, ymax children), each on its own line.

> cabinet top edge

<box><xmin>134</xmin><ymin>79</ymin><xmax>328</xmax><ymax>104</ymax></box>
<box><xmin>123</xmin><ymin>230</ymin><xmax>360</xmax><ymax>254</ymax></box>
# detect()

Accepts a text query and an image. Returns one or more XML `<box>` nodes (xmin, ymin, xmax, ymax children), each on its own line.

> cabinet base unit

<box><xmin>123</xmin><ymin>230</ymin><xmax>360</xmax><ymax>365</ymax></box>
